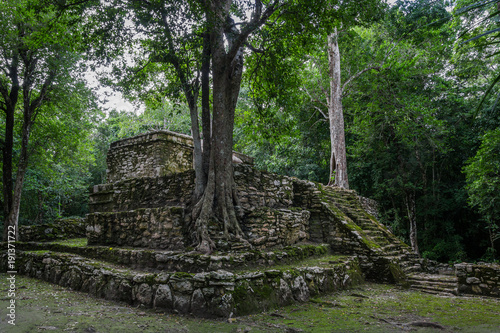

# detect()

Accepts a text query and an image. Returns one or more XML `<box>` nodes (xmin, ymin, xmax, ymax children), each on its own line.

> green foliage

<box><xmin>234</xmin><ymin>86</ymin><xmax>330</xmax><ymax>182</ymax></box>
<box><xmin>465</xmin><ymin>128</ymin><xmax>500</xmax><ymax>220</ymax></box>
<box><xmin>232</xmin><ymin>0</ymin><xmax>496</xmax><ymax>261</ymax></box>
<box><xmin>464</xmin><ymin>127</ymin><xmax>500</xmax><ymax>258</ymax></box>
<box><xmin>454</xmin><ymin>0</ymin><xmax>500</xmax><ymax>111</ymax></box>
<box><xmin>0</xmin><ymin>0</ymin><xmax>101</xmax><ymax>226</ymax></box>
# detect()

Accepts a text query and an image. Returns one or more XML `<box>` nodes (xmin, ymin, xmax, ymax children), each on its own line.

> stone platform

<box><xmin>6</xmin><ymin>241</ymin><xmax>363</xmax><ymax>317</ymax></box>
<box><xmin>6</xmin><ymin>130</ymin><xmax>499</xmax><ymax>318</ymax></box>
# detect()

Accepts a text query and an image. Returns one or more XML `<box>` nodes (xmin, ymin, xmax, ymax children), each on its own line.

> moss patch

<box><xmin>49</xmin><ymin>238</ymin><xmax>88</xmax><ymax>247</ymax></box>
<box><xmin>233</xmin><ymin>254</ymin><xmax>351</xmax><ymax>274</ymax></box>
<box><xmin>3</xmin><ymin>276</ymin><xmax>499</xmax><ymax>333</ymax></box>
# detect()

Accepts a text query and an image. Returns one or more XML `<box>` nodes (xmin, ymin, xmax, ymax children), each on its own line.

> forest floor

<box><xmin>1</xmin><ymin>273</ymin><xmax>499</xmax><ymax>333</ymax></box>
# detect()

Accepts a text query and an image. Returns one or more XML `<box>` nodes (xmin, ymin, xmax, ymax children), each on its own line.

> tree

<box><xmin>18</xmin><ymin>85</ymin><xmax>98</xmax><ymax>223</ymax></box>
<box><xmin>454</xmin><ymin>0</ymin><xmax>500</xmax><ymax>111</ymax></box>
<box><xmin>326</xmin><ymin>28</ymin><xmax>349</xmax><ymax>188</ymax></box>
<box><xmin>112</xmin><ymin>0</ymin><xmax>383</xmax><ymax>253</ymax></box>
<box><xmin>233</xmin><ymin>0</ymin><xmax>495</xmax><ymax>261</ymax></box>
<box><xmin>343</xmin><ymin>0</ymin><xmax>452</xmax><ymax>255</ymax></box>
<box><xmin>0</xmin><ymin>0</ymin><xmax>93</xmax><ymax>240</ymax></box>
<box><xmin>464</xmin><ymin>128</ymin><xmax>500</xmax><ymax>260</ymax></box>
<box><xmin>306</xmin><ymin>27</ymin><xmax>387</xmax><ymax>189</ymax></box>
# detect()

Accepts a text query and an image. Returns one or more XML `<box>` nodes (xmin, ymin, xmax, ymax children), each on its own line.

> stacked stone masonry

<box><xmin>455</xmin><ymin>263</ymin><xmax>500</xmax><ymax>297</ymax></box>
<box><xmin>19</xmin><ymin>218</ymin><xmax>86</xmax><ymax>242</ymax></box>
<box><xmin>106</xmin><ymin>131</ymin><xmax>195</xmax><ymax>183</ymax></box>
<box><xmin>7</xmin><ymin>251</ymin><xmax>362</xmax><ymax>317</ymax></box>
<box><xmin>5</xmin><ymin>129</ymin><xmax>500</xmax><ymax>321</ymax></box>
<box><xmin>106</xmin><ymin>130</ymin><xmax>253</xmax><ymax>183</ymax></box>
<box><xmin>15</xmin><ymin>242</ymin><xmax>331</xmax><ymax>273</ymax></box>
<box><xmin>87</xmin><ymin>130</ymin><xmax>415</xmax><ymax>282</ymax></box>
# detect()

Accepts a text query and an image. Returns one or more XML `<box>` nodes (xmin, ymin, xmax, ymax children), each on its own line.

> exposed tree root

<box><xmin>188</xmin><ymin>163</ymin><xmax>250</xmax><ymax>254</ymax></box>
<box><xmin>404</xmin><ymin>321</ymin><xmax>446</xmax><ymax>330</ymax></box>
<box><xmin>370</xmin><ymin>316</ymin><xmax>446</xmax><ymax>331</ymax></box>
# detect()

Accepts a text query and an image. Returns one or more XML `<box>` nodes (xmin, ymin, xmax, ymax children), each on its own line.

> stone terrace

<box><xmin>4</xmin><ymin>130</ymin><xmax>499</xmax><ymax>318</ymax></box>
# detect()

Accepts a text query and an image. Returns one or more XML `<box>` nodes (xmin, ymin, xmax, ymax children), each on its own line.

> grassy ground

<box><xmin>1</xmin><ymin>273</ymin><xmax>499</xmax><ymax>332</ymax></box>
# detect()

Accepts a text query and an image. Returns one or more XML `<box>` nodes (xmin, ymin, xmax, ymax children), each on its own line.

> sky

<box><xmin>89</xmin><ymin>0</ymin><xmax>402</xmax><ymax>115</ymax></box>
<box><xmin>85</xmin><ymin>66</ymin><xmax>137</xmax><ymax>114</ymax></box>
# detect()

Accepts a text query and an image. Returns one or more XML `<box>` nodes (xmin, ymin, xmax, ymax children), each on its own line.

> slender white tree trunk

<box><xmin>327</xmin><ymin>28</ymin><xmax>349</xmax><ymax>189</ymax></box>
<box><xmin>405</xmin><ymin>190</ymin><xmax>419</xmax><ymax>255</ymax></box>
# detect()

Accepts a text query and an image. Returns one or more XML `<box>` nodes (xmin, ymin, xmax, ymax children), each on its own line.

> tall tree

<box><xmin>115</xmin><ymin>0</ymin><xmax>382</xmax><ymax>253</ymax></box>
<box><xmin>0</xmin><ymin>0</ymin><xmax>93</xmax><ymax>240</ymax></box>
<box><xmin>464</xmin><ymin>128</ymin><xmax>500</xmax><ymax>259</ymax></box>
<box><xmin>346</xmin><ymin>0</ymin><xmax>453</xmax><ymax>255</ymax></box>
<box><xmin>326</xmin><ymin>28</ymin><xmax>349</xmax><ymax>188</ymax></box>
<box><xmin>310</xmin><ymin>27</ymin><xmax>387</xmax><ymax>188</ymax></box>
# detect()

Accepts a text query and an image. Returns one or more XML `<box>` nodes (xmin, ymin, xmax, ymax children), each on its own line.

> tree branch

<box><xmin>245</xmin><ymin>42</ymin><xmax>264</xmax><ymax>53</ymax></box>
<box><xmin>29</xmin><ymin>68</ymin><xmax>57</xmax><ymax>124</ymax></box>
<box><xmin>226</xmin><ymin>0</ymin><xmax>284</xmax><ymax>62</ymax></box>
<box><xmin>341</xmin><ymin>66</ymin><xmax>381</xmax><ymax>95</ymax></box>
<box><xmin>302</xmin><ymin>86</ymin><xmax>328</xmax><ymax>115</ymax></box>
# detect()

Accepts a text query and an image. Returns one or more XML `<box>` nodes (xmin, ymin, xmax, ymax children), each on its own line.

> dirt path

<box><xmin>1</xmin><ymin>274</ymin><xmax>499</xmax><ymax>332</ymax></box>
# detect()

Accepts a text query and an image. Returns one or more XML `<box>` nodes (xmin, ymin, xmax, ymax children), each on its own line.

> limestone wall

<box><xmin>87</xmin><ymin>164</ymin><xmax>304</xmax><ymax>250</ymax></box>
<box><xmin>9</xmin><ymin>251</ymin><xmax>362</xmax><ymax>317</ymax></box>
<box><xmin>90</xmin><ymin>165</ymin><xmax>293</xmax><ymax>214</ymax></box>
<box><xmin>233</xmin><ymin>164</ymin><xmax>294</xmax><ymax>211</ymax></box>
<box><xmin>88</xmin><ymin>160</ymin><xmax>395</xmax><ymax>257</ymax></box>
<box><xmin>17</xmin><ymin>242</ymin><xmax>330</xmax><ymax>273</ymax></box>
<box><xmin>455</xmin><ymin>263</ymin><xmax>500</xmax><ymax>297</ymax></box>
<box><xmin>87</xmin><ymin>207</ymin><xmax>185</xmax><ymax>250</ymax></box>
<box><xmin>89</xmin><ymin>171</ymin><xmax>195</xmax><ymax>213</ymax></box>
<box><xmin>19</xmin><ymin>218</ymin><xmax>86</xmax><ymax>242</ymax></box>
<box><xmin>106</xmin><ymin>131</ymin><xmax>194</xmax><ymax>183</ymax></box>
<box><xmin>106</xmin><ymin>130</ymin><xmax>254</xmax><ymax>184</ymax></box>
<box><xmin>243</xmin><ymin>208</ymin><xmax>310</xmax><ymax>249</ymax></box>
<box><xmin>88</xmin><ymin>130</ymin><xmax>404</xmax><ymax>272</ymax></box>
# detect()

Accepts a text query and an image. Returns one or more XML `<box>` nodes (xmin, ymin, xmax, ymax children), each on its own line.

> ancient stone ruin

<box><xmin>86</xmin><ymin>131</ymin><xmax>396</xmax><ymax>255</ymax></box>
<box><xmin>5</xmin><ymin>130</ymin><xmax>499</xmax><ymax>318</ymax></box>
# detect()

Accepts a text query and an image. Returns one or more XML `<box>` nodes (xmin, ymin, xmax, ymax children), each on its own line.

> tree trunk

<box><xmin>201</xmin><ymin>33</ymin><xmax>212</xmax><ymax>179</ymax></box>
<box><xmin>3</xmin><ymin>110</ymin><xmax>32</xmax><ymax>241</ymax></box>
<box><xmin>1</xmin><ymin>56</ymin><xmax>20</xmax><ymax>241</ymax></box>
<box><xmin>327</xmin><ymin>28</ymin><xmax>349</xmax><ymax>189</ymax></box>
<box><xmin>190</xmin><ymin>0</ymin><xmax>246</xmax><ymax>254</ymax></box>
<box><xmin>2</xmin><ymin>105</ymin><xmax>15</xmax><ymax>227</ymax></box>
<box><xmin>405</xmin><ymin>190</ymin><xmax>419</xmax><ymax>256</ymax></box>
<box><xmin>186</xmin><ymin>91</ymin><xmax>205</xmax><ymax>199</ymax></box>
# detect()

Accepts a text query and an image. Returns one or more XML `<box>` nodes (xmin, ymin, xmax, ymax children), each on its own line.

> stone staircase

<box><xmin>407</xmin><ymin>273</ymin><xmax>458</xmax><ymax>295</ymax></box>
<box><xmin>317</xmin><ymin>186</ymin><xmax>415</xmax><ymax>261</ymax></box>
<box><xmin>316</xmin><ymin>186</ymin><xmax>460</xmax><ymax>293</ymax></box>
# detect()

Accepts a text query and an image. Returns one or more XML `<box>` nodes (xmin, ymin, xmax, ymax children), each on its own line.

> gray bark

<box><xmin>191</xmin><ymin>0</ymin><xmax>279</xmax><ymax>253</ymax></box>
<box><xmin>327</xmin><ymin>28</ymin><xmax>349</xmax><ymax>189</ymax></box>
<box><xmin>405</xmin><ymin>190</ymin><xmax>419</xmax><ymax>255</ymax></box>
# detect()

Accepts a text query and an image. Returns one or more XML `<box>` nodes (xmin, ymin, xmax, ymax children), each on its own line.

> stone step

<box><xmin>408</xmin><ymin>273</ymin><xmax>458</xmax><ymax>283</ymax></box>
<box><xmin>381</xmin><ymin>243</ymin><xmax>406</xmax><ymax>252</ymax></box>
<box><xmin>5</xmin><ymin>250</ymin><xmax>363</xmax><ymax>318</ymax></box>
<box><xmin>409</xmin><ymin>279</ymin><xmax>458</xmax><ymax>289</ymax></box>
<box><xmin>384</xmin><ymin>252</ymin><xmax>407</xmax><ymax>260</ymax></box>
<box><xmin>15</xmin><ymin>240</ymin><xmax>332</xmax><ymax>274</ymax></box>
<box><xmin>405</xmin><ymin>265</ymin><xmax>425</xmax><ymax>274</ymax></box>
<box><xmin>357</xmin><ymin>223</ymin><xmax>383</xmax><ymax>231</ymax></box>
<box><xmin>410</xmin><ymin>284</ymin><xmax>458</xmax><ymax>295</ymax></box>
<box><xmin>407</xmin><ymin>273</ymin><xmax>458</xmax><ymax>295</ymax></box>
<box><xmin>364</xmin><ymin>235</ymin><xmax>391</xmax><ymax>245</ymax></box>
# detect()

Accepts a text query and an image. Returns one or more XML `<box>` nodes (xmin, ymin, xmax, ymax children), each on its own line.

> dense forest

<box><xmin>1</xmin><ymin>0</ymin><xmax>499</xmax><ymax>261</ymax></box>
